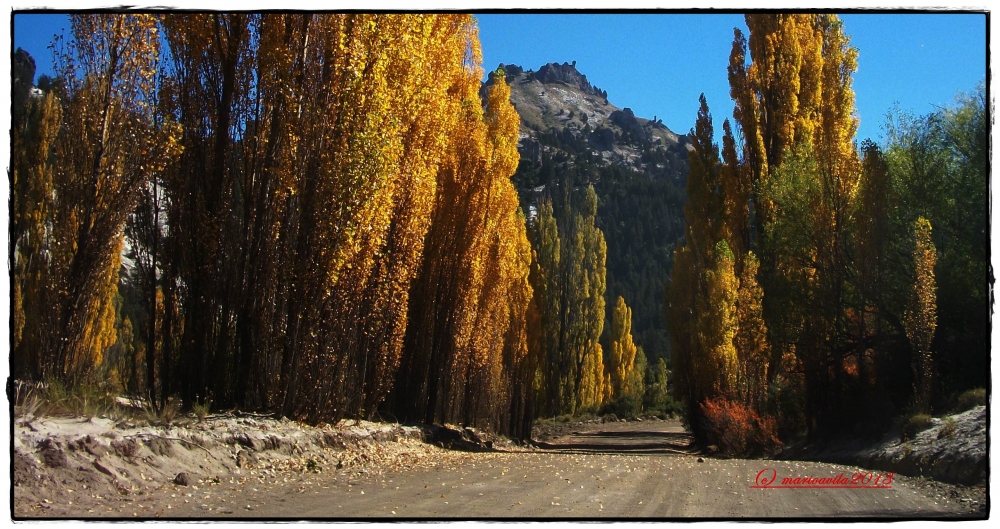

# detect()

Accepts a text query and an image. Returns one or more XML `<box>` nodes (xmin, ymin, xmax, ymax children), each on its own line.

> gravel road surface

<box><xmin>147</xmin><ymin>419</ymin><xmax>983</xmax><ymax>519</ymax></box>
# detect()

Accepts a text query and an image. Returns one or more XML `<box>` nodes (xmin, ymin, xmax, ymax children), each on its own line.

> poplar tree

<box><xmin>47</xmin><ymin>14</ymin><xmax>180</xmax><ymax>383</ymax></box>
<box><xmin>10</xmin><ymin>72</ymin><xmax>62</xmax><ymax>381</ymax></box>
<box><xmin>609</xmin><ymin>296</ymin><xmax>638</xmax><ymax>398</ymax></box>
<box><xmin>669</xmin><ymin>94</ymin><xmax>728</xmax><ymax>414</ymax></box>
<box><xmin>626</xmin><ymin>346</ymin><xmax>647</xmax><ymax>401</ymax></box>
<box><xmin>12</xmin><ymin>14</ymin><xmax>547</xmax><ymax>436</ymax></box>
<box><xmin>699</xmin><ymin>241</ymin><xmax>739</xmax><ymax>396</ymax></box>
<box><xmin>905</xmin><ymin>218</ymin><xmax>937</xmax><ymax>411</ymax></box>
<box><xmin>394</xmin><ymin>65</ymin><xmax>532</xmax><ymax>434</ymax></box>
<box><xmin>854</xmin><ymin>140</ymin><xmax>893</xmax><ymax>403</ymax></box>
<box><xmin>569</xmin><ymin>185</ymin><xmax>608</xmax><ymax>411</ymax></box>
<box><xmin>533</xmin><ymin>184</ymin><xmax>609</xmax><ymax>416</ymax></box>
<box><xmin>533</xmin><ymin>198</ymin><xmax>564</xmax><ymax>416</ymax></box>
<box><xmin>734</xmin><ymin>251</ymin><xmax>768</xmax><ymax>407</ymax></box>
<box><xmin>722</xmin><ymin>13</ymin><xmax>863</xmax><ymax>435</ymax></box>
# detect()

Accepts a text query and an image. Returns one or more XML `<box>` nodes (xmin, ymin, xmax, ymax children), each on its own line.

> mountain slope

<box><xmin>486</xmin><ymin>62</ymin><xmax>692</xmax><ymax>365</ymax></box>
<box><xmin>486</xmin><ymin>62</ymin><xmax>691</xmax><ymax>186</ymax></box>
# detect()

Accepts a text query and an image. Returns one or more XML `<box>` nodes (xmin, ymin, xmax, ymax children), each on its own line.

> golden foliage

<box><xmin>394</xmin><ymin>65</ymin><xmax>534</xmax><ymax>433</ymax></box>
<box><xmin>672</xmin><ymin>16</ymin><xmax>862</xmax><ymax>438</ymax></box>
<box><xmin>905</xmin><ymin>217</ymin><xmax>937</xmax><ymax>410</ymax></box>
<box><xmin>733</xmin><ymin>252</ymin><xmax>769</xmax><ymax>407</ymax></box>
<box><xmin>10</xmin><ymin>90</ymin><xmax>62</xmax><ymax>380</ymax></box>
<box><xmin>609</xmin><ymin>296</ymin><xmax>639</xmax><ymax>398</ymax></box>
<box><xmin>13</xmin><ymin>14</ymin><xmax>181</xmax><ymax>384</ymax></box>
<box><xmin>699</xmin><ymin>241</ymin><xmax>740</xmax><ymax>396</ymax></box>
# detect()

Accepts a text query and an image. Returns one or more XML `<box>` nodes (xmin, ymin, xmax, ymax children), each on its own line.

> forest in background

<box><xmin>510</xmin><ymin>112</ymin><xmax>689</xmax><ymax>376</ymax></box>
<box><xmin>9</xmin><ymin>13</ymin><xmax>988</xmax><ymax>450</ymax></box>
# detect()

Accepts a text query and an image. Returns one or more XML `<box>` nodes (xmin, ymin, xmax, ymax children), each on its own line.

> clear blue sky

<box><xmin>477</xmin><ymin>13</ymin><xmax>987</xmax><ymax>145</ymax></box>
<box><xmin>13</xmin><ymin>13</ymin><xmax>986</xmax><ymax>145</ymax></box>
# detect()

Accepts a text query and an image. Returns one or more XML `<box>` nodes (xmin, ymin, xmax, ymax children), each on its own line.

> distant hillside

<box><xmin>485</xmin><ymin>62</ymin><xmax>691</xmax><ymax>186</ymax></box>
<box><xmin>485</xmin><ymin>62</ymin><xmax>692</xmax><ymax>364</ymax></box>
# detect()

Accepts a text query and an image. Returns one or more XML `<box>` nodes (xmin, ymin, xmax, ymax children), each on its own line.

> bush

<box><xmin>600</xmin><ymin>394</ymin><xmax>642</xmax><ymax>420</ymax></box>
<box><xmin>12</xmin><ymin>381</ymin><xmax>42</xmax><ymax>419</ymax></box>
<box><xmin>192</xmin><ymin>397</ymin><xmax>212</xmax><ymax>422</ymax></box>
<box><xmin>642</xmin><ymin>393</ymin><xmax>685</xmax><ymax>419</ymax></box>
<box><xmin>953</xmin><ymin>388</ymin><xmax>986</xmax><ymax>413</ymax></box>
<box><xmin>133</xmin><ymin>396</ymin><xmax>184</xmax><ymax>427</ymax></box>
<box><xmin>901</xmin><ymin>413</ymin><xmax>933</xmax><ymax>441</ymax></box>
<box><xmin>699</xmin><ymin>397</ymin><xmax>781</xmax><ymax>457</ymax></box>
<box><xmin>662</xmin><ymin>397</ymin><xmax>686</xmax><ymax>418</ymax></box>
<box><xmin>938</xmin><ymin>417</ymin><xmax>957</xmax><ymax>439</ymax></box>
<box><xmin>11</xmin><ymin>379</ymin><xmax>128</xmax><ymax>421</ymax></box>
<box><xmin>575</xmin><ymin>405</ymin><xmax>599</xmax><ymax>421</ymax></box>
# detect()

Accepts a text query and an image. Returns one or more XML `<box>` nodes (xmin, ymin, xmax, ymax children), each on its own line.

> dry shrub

<box><xmin>954</xmin><ymin>388</ymin><xmax>986</xmax><ymax>413</ymax></box>
<box><xmin>900</xmin><ymin>412</ymin><xmax>933</xmax><ymax>441</ymax></box>
<box><xmin>700</xmin><ymin>397</ymin><xmax>781</xmax><ymax>457</ymax></box>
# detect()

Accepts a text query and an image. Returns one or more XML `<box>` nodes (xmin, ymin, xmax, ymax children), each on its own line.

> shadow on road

<box><xmin>533</xmin><ymin>424</ymin><xmax>698</xmax><ymax>456</ymax></box>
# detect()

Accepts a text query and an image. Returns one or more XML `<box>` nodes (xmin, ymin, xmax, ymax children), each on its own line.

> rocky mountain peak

<box><xmin>483</xmin><ymin>61</ymin><xmax>691</xmax><ymax>183</ymax></box>
<box><xmin>489</xmin><ymin>62</ymin><xmax>608</xmax><ymax>100</ymax></box>
<box><xmin>531</xmin><ymin>61</ymin><xmax>605</xmax><ymax>97</ymax></box>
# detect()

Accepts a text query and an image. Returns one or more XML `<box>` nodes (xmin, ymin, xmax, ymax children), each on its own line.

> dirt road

<box><xmin>125</xmin><ymin>419</ymin><xmax>981</xmax><ymax>519</ymax></box>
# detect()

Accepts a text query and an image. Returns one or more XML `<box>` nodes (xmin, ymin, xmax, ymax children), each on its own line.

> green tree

<box><xmin>533</xmin><ymin>184</ymin><xmax>609</xmax><ymax>416</ymax></box>
<box><xmin>885</xmin><ymin>86</ymin><xmax>988</xmax><ymax>398</ymax></box>
<box><xmin>729</xmin><ymin>14</ymin><xmax>862</xmax><ymax>437</ymax></box>
<box><xmin>668</xmin><ymin>94</ymin><xmax>729</xmax><ymax>421</ymax></box>
<box><xmin>533</xmin><ymin>198</ymin><xmax>565</xmax><ymax>416</ymax></box>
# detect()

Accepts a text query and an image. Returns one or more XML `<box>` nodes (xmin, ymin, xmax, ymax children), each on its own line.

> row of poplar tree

<box><xmin>531</xmin><ymin>183</ymin><xmax>649</xmax><ymax>418</ymax></box>
<box><xmin>10</xmin><ymin>13</ymin><xmax>648</xmax><ymax>437</ymax></box>
<box><xmin>668</xmin><ymin>14</ymin><xmax>987</xmax><ymax>446</ymax></box>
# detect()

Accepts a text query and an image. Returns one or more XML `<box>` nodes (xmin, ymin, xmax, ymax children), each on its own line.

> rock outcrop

<box><xmin>531</xmin><ymin>61</ymin><xmax>604</xmax><ymax>97</ymax></box>
<box><xmin>483</xmin><ymin>61</ymin><xmax>690</xmax><ymax>181</ymax></box>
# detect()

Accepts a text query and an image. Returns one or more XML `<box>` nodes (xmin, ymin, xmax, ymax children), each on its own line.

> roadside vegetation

<box><xmin>10</xmin><ymin>14</ymin><xmax>985</xmax><ymax>459</ymax></box>
<box><xmin>666</xmin><ymin>15</ymin><xmax>986</xmax><ymax>457</ymax></box>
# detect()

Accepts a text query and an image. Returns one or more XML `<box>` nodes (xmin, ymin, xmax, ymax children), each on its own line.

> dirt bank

<box><xmin>12</xmin><ymin>411</ymin><xmax>523</xmax><ymax>518</ymax></box>
<box><xmin>780</xmin><ymin>406</ymin><xmax>987</xmax><ymax>486</ymax></box>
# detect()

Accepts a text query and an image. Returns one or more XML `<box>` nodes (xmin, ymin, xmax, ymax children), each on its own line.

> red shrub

<box><xmin>700</xmin><ymin>397</ymin><xmax>781</xmax><ymax>457</ymax></box>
